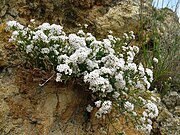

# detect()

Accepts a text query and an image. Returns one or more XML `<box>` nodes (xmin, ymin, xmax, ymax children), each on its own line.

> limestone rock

<box><xmin>0</xmin><ymin>0</ymin><xmax>152</xmax><ymax>37</ymax></box>
<box><xmin>0</xmin><ymin>0</ymin><xmax>6</xmax><ymax>10</ymax></box>
<box><xmin>0</xmin><ymin>48</ymin><xmax>7</xmax><ymax>67</ymax></box>
<box><xmin>156</xmin><ymin>105</ymin><xmax>180</xmax><ymax>135</ymax></box>
<box><xmin>0</xmin><ymin>66</ymin><xmax>143</xmax><ymax>135</ymax></box>
<box><xmin>159</xmin><ymin>117</ymin><xmax>180</xmax><ymax>135</ymax></box>
<box><xmin>95</xmin><ymin>1</ymin><xmax>140</xmax><ymax>36</ymax></box>
<box><xmin>0</xmin><ymin>5</ymin><xmax>8</xmax><ymax>17</ymax></box>
<box><xmin>163</xmin><ymin>91</ymin><xmax>180</xmax><ymax>109</ymax></box>
<box><xmin>4</xmin><ymin>14</ymin><xmax>14</xmax><ymax>22</ymax></box>
<box><xmin>70</xmin><ymin>0</ymin><xmax>96</xmax><ymax>9</ymax></box>
<box><xmin>174</xmin><ymin>106</ymin><xmax>180</xmax><ymax>116</ymax></box>
<box><xmin>157</xmin><ymin>108</ymin><xmax>173</xmax><ymax>122</ymax></box>
<box><xmin>0</xmin><ymin>74</ymin><xmax>20</xmax><ymax>135</ymax></box>
<box><xmin>0</xmin><ymin>24</ymin><xmax>8</xmax><ymax>68</ymax></box>
<box><xmin>8</xmin><ymin>7</ymin><xmax>19</xmax><ymax>17</ymax></box>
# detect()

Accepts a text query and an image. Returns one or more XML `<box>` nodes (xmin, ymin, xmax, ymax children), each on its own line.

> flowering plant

<box><xmin>7</xmin><ymin>20</ymin><xmax>159</xmax><ymax>134</ymax></box>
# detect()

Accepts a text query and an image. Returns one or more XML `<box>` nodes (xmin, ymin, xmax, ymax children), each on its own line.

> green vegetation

<box><xmin>138</xmin><ymin>0</ymin><xmax>180</xmax><ymax>96</ymax></box>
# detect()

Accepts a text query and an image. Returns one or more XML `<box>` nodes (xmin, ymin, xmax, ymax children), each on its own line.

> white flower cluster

<box><xmin>137</xmin><ymin>96</ymin><xmax>159</xmax><ymax>133</ymax></box>
<box><xmin>6</xmin><ymin>21</ymin><xmax>24</xmax><ymax>30</ymax></box>
<box><xmin>124</xmin><ymin>101</ymin><xmax>134</xmax><ymax>111</ymax></box>
<box><xmin>153</xmin><ymin>57</ymin><xmax>158</xmax><ymax>63</ymax></box>
<box><xmin>95</xmin><ymin>100</ymin><xmax>112</xmax><ymax>118</ymax></box>
<box><xmin>87</xmin><ymin>100</ymin><xmax>113</xmax><ymax>118</ymax></box>
<box><xmin>7</xmin><ymin>21</ymin><xmax>159</xmax><ymax>133</ymax></box>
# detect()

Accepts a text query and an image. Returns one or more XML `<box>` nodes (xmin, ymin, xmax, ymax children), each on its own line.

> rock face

<box><xmin>156</xmin><ymin>91</ymin><xmax>180</xmax><ymax>135</ymax></box>
<box><xmin>156</xmin><ymin>104</ymin><xmax>180</xmax><ymax>135</ymax></box>
<box><xmin>0</xmin><ymin>70</ymin><xmax>80</xmax><ymax>135</ymax></box>
<box><xmin>0</xmin><ymin>68</ymin><xmax>142</xmax><ymax>135</ymax></box>
<box><xmin>163</xmin><ymin>91</ymin><xmax>180</xmax><ymax>110</ymax></box>
<box><xmin>0</xmin><ymin>0</ymin><xmax>152</xmax><ymax>37</ymax></box>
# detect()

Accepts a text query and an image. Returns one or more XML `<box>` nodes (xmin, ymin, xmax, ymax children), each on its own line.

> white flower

<box><xmin>103</xmin><ymin>39</ymin><xmax>112</xmax><ymax>48</ymax></box>
<box><xmin>146</xmin><ymin>124</ymin><xmax>152</xmax><ymax>133</ymax></box>
<box><xmin>151</xmin><ymin>96</ymin><xmax>157</xmax><ymax>102</ymax></box>
<box><xmin>125</xmin><ymin>63</ymin><xmax>137</xmax><ymax>73</ymax></box>
<box><xmin>7</xmin><ymin>21</ymin><xmax>17</xmax><ymax>27</ymax></box>
<box><xmin>57</xmin><ymin>54</ymin><xmax>70</xmax><ymax>64</ymax></box>
<box><xmin>101</xmin><ymin>54</ymin><xmax>125</xmax><ymax>69</ymax></box>
<box><xmin>95</xmin><ymin>100</ymin><xmax>102</xmax><ymax>108</ymax></box>
<box><xmin>54</xmin><ymin>50</ymin><xmax>59</xmax><ymax>55</ymax></box>
<box><xmin>138</xmin><ymin>63</ymin><xmax>145</xmax><ymax>76</ymax></box>
<box><xmin>86</xmin><ymin>59</ymin><xmax>99</xmax><ymax>70</ymax></box>
<box><xmin>145</xmin><ymin>102</ymin><xmax>159</xmax><ymax>118</ymax></box>
<box><xmin>88</xmin><ymin>76</ymin><xmax>112</xmax><ymax>93</ymax></box>
<box><xmin>12</xmin><ymin>31</ymin><xmax>19</xmax><ymax>37</ymax></box>
<box><xmin>129</xmin><ymin>31</ymin><xmax>135</xmax><ymax>39</ymax></box>
<box><xmin>140</xmin><ymin>117</ymin><xmax>146</xmax><ymax>123</ymax></box>
<box><xmin>146</xmin><ymin>68</ymin><xmax>153</xmax><ymax>82</ymax></box>
<box><xmin>133</xmin><ymin>46</ymin><xmax>139</xmax><ymax>54</ymax></box>
<box><xmin>132</xmin><ymin>111</ymin><xmax>137</xmax><ymax>116</ymax></box>
<box><xmin>7</xmin><ymin>20</ymin><xmax>24</xmax><ymax>29</ymax></box>
<box><xmin>59</xmin><ymin>35</ymin><xmax>68</xmax><ymax>41</ymax></box>
<box><xmin>90</xmin><ymin>40</ymin><xmax>102</xmax><ymax>48</ymax></box>
<box><xmin>129</xmin><ymin>31</ymin><xmax>134</xmax><ymax>35</ymax></box>
<box><xmin>77</xmin><ymin>30</ymin><xmax>85</xmax><ymax>36</ymax></box>
<box><xmin>123</xmin><ymin>33</ymin><xmax>129</xmax><ymax>39</ymax></box>
<box><xmin>86</xmin><ymin>34</ymin><xmax>96</xmax><ymax>42</ymax></box>
<box><xmin>37</xmin><ymin>23</ymin><xmax>51</xmax><ymax>31</ymax></box>
<box><xmin>84</xmin><ymin>69</ymin><xmax>100</xmax><ymax>81</ymax></box>
<box><xmin>56</xmin><ymin>64</ymin><xmax>72</xmax><ymax>75</ymax></box>
<box><xmin>113</xmin><ymin>91</ymin><xmax>120</xmax><ymax>99</ymax></box>
<box><xmin>138</xmin><ymin>96</ymin><xmax>146</xmax><ymax>104</ymax></box>
<box><xmin>100</xmin><ymin>67</ymin><xmax>113</xmax><ymax>75</ymax></box>
<box><xmin>48</xmin><ymin>36</ymin><xmax>59</xmax><ymax>41</ymax></box>
<box><xmin>136</xmin><ymin>124</ymin><xmax>152</xmax><ymax>133</ymax></box>
<box><xmin>56</xmin><ymin>73</ymin><xmax>62</xmax><ymax>82</ymax></box>
<box><xmin>95</xmin><ymin>111</ymin><xmax>102</xmax><ymax>118</ymax></box>
<box><xmin>49</xmin><ymin>24</ymin><xmax>63</xmax><ymax>34</ymax></box>
<box><xmin>143</xmin><ymin>112</ymin><xmax>148</xmax><ymax>117</ymax></box>
<box><xmin>153</xmin><ymin>57</ymin><xmax>158</xmax><ymax>63</ymax></box>
<box><xmin>115</xmin><ymin>72</ymin><xmax>126</xmax><ymax>89</ymax></box>
<box><xmin>41</xmin><ymin>48</ymin><xmax>50</xmax><ymax>54</ymax></box>
<box><xmin>33</xmin><ymin>30</ymin><xmax>48</xmax><ymax>43</ymax></box>
<box><xmin>107</xmin><ymin>35</ymin><xmax>114</xmax><ymax>41</ymax></box>
<box><xmin>124</xmin><ymin>101</ymin><xmax>134</xmax><ymax>111</ymax></box>
<box><xmin>30</xmin><ymin>19</ymin><xmax>35</xmax><ymax>23</ymax></box>
<box><xmin>69</xmin><ymin>47</ymin><xmax>91</xmax><ymax>64</ymax></box>
<box><xmin>127</xmin><ymin>51</ymin><xmax>135</xmax><ymax>62</ymax></box>
<box><xmin>108</xmin><ymin>30</ymin><xmax>113</xmax><ymax>34</ymax></box>
<box><xmin>86</xmin><ymin>104</ymin><xmax>93</xmax><ymax>112</ymax></box>
<box><xmin>10</xmin><ymin>31</ymin><xmax>19</xmax><ymax>41</ymax></box>
<box><xmin>26</xmin><ymin>44</ymin><xmax>34</xmax><ymax>53</ymax></box>
<box><xmin>100</xmin><ymin>100</ymin><xmax>112</xmax><ymax>114</ymax></box>
<box><xmin>86</xmin><ymin>36</ymin><xmax>96</xmax><ymax>42</ymax></box>
<box><xmin>84</xmin><ymin>24</ymin><xmax>88</xmax><ymax>28</ymax></box>
<box><xmin>143</xmin><ymin>76</ymin><xmax>151</xmax><ymax>89</ymax></box>
<box><xmin>136</xmin><ymin>81</ymin><xmax>145</xmax><ymax>90</ymax></box>
<box><xmin>147</xmin><ymin>119</ymin><xmax>152</xmax><ymax>125</ymax></box>
<box><xmin>103</xmin><ymin>39</ymin><xmax>115</xmax><ymax>54</ymax></box>
<box><xmin>68</xmin><ymin>34</ymin><xmax>86</xmax><ymax>49</ymax></box>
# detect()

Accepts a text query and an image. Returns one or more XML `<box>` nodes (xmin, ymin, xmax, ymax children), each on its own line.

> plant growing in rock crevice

<box><xmin>138</xmin><ymin>0</ymin><xmax>180</xmax><ymax>96</ymax></box>
<box><xmin>7</xmin><ymin>20</ymin><xmax>159</xmax><ymax>134</ymax></box>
